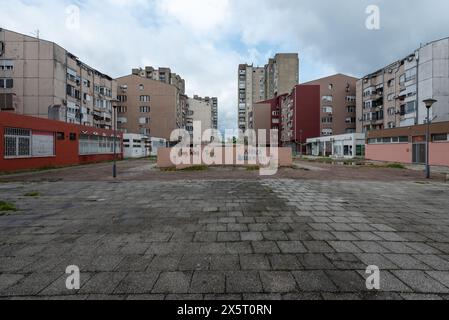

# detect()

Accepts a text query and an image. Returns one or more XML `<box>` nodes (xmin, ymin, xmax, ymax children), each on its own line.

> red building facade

<box><xmin>0</xmin><ymin>113</ymin><xmax>123</xmax><ymax>173</ymax></box>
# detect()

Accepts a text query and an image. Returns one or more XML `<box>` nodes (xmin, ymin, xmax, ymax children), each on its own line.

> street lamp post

<box><xmin>423</xmin><ymin>98</ymin><xmax>437</xmax><ymax>179</ymax></box>
<box><xmin>111</xmin><ymin>100</ymin><xmax>119</xmax><ymax>179</ymax></box>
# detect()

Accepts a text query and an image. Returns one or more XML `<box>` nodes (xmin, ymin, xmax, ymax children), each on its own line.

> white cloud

<box><xmin>1</xmin><ymin>0</ymin><xmax>448</xmax><ymax>132</ymax></box>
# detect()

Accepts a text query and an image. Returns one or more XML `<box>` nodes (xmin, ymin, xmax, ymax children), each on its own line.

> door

<box><xmin>412</xmin><ymin>143</ymin><xmax>426</xmax><ymax>164</ymax></box>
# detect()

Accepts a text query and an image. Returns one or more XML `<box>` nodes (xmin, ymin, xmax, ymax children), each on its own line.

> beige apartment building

<box><xmin>192</xmin><ymin>95</ymin><xmax>218</xmax><ymax>130</ymax></box>
<box><xmin>186</xmin><ymin>97</ymin><xmax>213</xmax><ymax>145</ymax></box>
<box><xmin>130</xmin><ymin>66</ymin><xmax>187</xmax><ymax>129</ymax></box>
<box><xmin>302</xmin><ymin>74</ymin><xmax>358</xmax><ymax>136</ymax></box>
<box><xmin>357</xmin><ymin>37</ymin><xmax>449</xmax><ymax>133</ymax></box>
<box><xmin>238</xmin><ymin>53</ymin><xmax>299</xmax><ymax>131</ymax></box>
<box><xmin>115</xmin><ymin>75</ymin><xmax>181</xmax><ymax>141</ymax></box>
<box><xmin>265</xmin><ymin>53</ymin><xmax>300</xmax><ymax>98</ymax></box>
<box><xmin>0</xmin><ymin>28</ymin><xmax>116</xmax><ymax>129</ymax></box>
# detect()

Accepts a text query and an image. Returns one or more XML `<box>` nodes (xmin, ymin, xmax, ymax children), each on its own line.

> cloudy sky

<box><xmin>1</xmin><ymin>0</ymin><xmax>448</xmax><ymax>131</ymax></box>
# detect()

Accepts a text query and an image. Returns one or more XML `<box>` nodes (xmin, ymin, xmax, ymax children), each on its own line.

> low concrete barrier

<box><xmin>157</xmin><ymin>146</ymin><xmax>292</xmax><ymax>169</ymax></box>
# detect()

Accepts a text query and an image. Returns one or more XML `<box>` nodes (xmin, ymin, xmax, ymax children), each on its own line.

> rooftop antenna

<box><xmin>31</xmin><ymin>29</ymin><xmax>40</xmax><ymax>39</ymax></box>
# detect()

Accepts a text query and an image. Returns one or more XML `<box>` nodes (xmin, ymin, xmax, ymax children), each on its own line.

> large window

<box><xmin>140</xmin><ymin>106</ymin><xmax>151</xmax><ymax>113</ymax></box>
<box><xmin>79</xmin><ymin>135</ymin><xmax>120</xmax><ymax>155</ymax></box>
<box><xmin>4</xmin><ymin>128</ymin><xmax>55</xmax><ymax>158</ymax></box>
<box><xmin>0</xmin><ymin>78</ymin><xmax>13</xmax><ymax>88</ymax></box>
<box><xmin>0</xmin><ymin>60</ymin><xmax>14</xmax><ymax>71</ymax></box>
<box><xmin>432</xmin><ymin>134</ymin><xmax>448</xmax><ymax>142</ymax></box>
<box><xmin>140</xmin><ymin>95</ymin><xmax>150</xmax><ymax>102</ymax></box>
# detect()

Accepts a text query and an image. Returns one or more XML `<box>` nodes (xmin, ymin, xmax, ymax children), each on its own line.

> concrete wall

<box><xmin>365</xmin><ymin>144</ymin><xmax>412</xmax><ymax>164</ymax></box>
<box><xmin>366</xmin><ymin>142</ymin><xmax>449</xmax><ymax>167</ymax></box>
<box><xmin>418</xmin><ymin>38</ymin><xmax>449</xmax><ymax>124</ymax></box>
<box><xmin>157</xmin><ymin>147</ymin><xmax>293</xmax><ymax>169</ymax></box>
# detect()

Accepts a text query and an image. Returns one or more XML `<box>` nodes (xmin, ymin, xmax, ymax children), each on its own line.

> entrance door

<box><xmin>412</xmin><ymin>143</ymin><xmax>426</xmax><ymax>164</ymax></box>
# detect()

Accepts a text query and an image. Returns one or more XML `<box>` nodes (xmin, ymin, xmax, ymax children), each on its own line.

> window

<box><xmin>346</xmin><ymin>106</ymin><xmax>356</xmax><ymax>113</ymax></box>
<box><xmin>139</xmin><ymin>117</ymin><xmax>150</xmax><ymax>124</ymax></box>
<box><xmin>79</xmin><ymin>135</ymin><xmax>121</xmax><ymax>155</ymax></box>
<box><xmin>345</xmin><ymin>117</ymin><xmax>356</xmax><ymax>124</ymax></box>
<box><xmin>82</xmin><ymin>79</ymin><xmax>91</xmax><ymax>88</ymax></box>
<box><xmin>432</xmin><ymin>134</ymin><xmax>448</xmax><ymax>142</ymax></box>
<box><xmin>322</xmin><ymin>96</ymin><xmax>333</xmax><ymax>102</ymax></box>
<box><xmin>140</xmin><ymin>106</ymin><xmax>151</xmax><ymax>113</ymax></box>
<box><xmin>117</xmin><ymin>117</ymin><xmax>127</xmax><ymax>124</ymax></box>
<box><xmin>322</xmin><ymin>128</ymin><xmax>333</xmax><ymax>136</ymax></box>
<box><xmin>4</xmin><ymin>128</ymin><xmax>31</xmax><ymax>158</ymax></box>
<box><xmin>140</xmin><ymin>95</ymin><xmax>150</xmax><ymax>102</ymax></box>
<box><xmin>405</xmin><ymin>68</ymin><xmax>417</xmax><ymax>82</ymax></box>
<box><xmin>387</xmin><ymin>93</ymin><xmax>395</xmax><ymax>101</ymax></box>
<box><xmin>0</xmin><ymin>78</ymin><xmax>13</xmax><ymax>88</ymax></box>
<box><xmin>140</xmin><ymin>128</ymin><xmax>150</xmax><ymax>135</ymax></box>
<box><xmin>322</xmin><ymin>106</ymin><xmax>333</xmax><ymax>114</ymax></box>
<box><xmin>388</xmin><ymin>107</ymin><xmax>396</xmax><ymax>116</ymax></box>
<box><xmin>118</xmin><ymin>95</ymin><xmax>127</xmax><ymax>102</ymax></box>
<box><xmin>346</xmin><ymin>96</ymin><xmax>356</xmax><ymax>102</ymax></box>
<box><xmin>328</xmin><ymin>84</ymin><xmax>333</xmax><ymax>90</ymax></box>
<box><xmin>57</xmin><ymin>132</ymin><xmax>65</xmax><ymax>140</ymax></box>
<box><xmin>321</xmin><ymin>117</ymin><xmax>333</xmax><ymax>123</ymax></box>
<box><xmin>70</xmin><ymin>133</ymin><xmax>77</xmax><ymax>141</ymax></box>
<box><xmin>0</xmin><ymin>60</ymin><xmax>14</xmax><ymax>71</ymax></box>
<box><xmin>4</xmin><ymin>128</ymin><xmax>55</xmax><ymax>158</ymax></box>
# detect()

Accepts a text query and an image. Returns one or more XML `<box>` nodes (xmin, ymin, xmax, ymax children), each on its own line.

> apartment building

<box><xmin>0</xmin><ymin>28</ymin><xmax>116</xmax><ymax>129</ymax></box>
<box><xmin>252</xmin><ymin>85</ymin><xmax>320</xmax><ymax>152</ymax></box>
<box><xmin>357</xmin><ymin>37</ymin><xmax>449</xmax><ymax>133</ymax></box>
<box><xmin>265</xmin><ymin>54</ymin><xmax>300</xmax><ymax>99</ymax></box>
<box><xmin>115</xmin><ymin>74</ymin><xmax>180</xmax><ymax>140</ymax></box>
<box><xmin>131</xmin><ymin>66</ymin><xmax>187</xmax><ymax>129</ymax></box>
<box><xmin>192</xmin><ymin>95</ymin><xmax>218</xmax><ymax>130</ymax></box>
<box><xmin>238</xmin><ymin>53</ymin><xmax>299</xmax><ymax>131</ymax></box>
<box><xmin>186</xmin><ymin>97</ymin><xmax>213</xmax><ymax>145</ymax></box>
<box><xmin>302</xmin><ymin>74</ymin><xmax>358</xmax><ymax>136</ymax></box>
<box><xmin>280</xmin><ymin>85</ymin><xmax>320</xmax><ymax>152</ymax></box>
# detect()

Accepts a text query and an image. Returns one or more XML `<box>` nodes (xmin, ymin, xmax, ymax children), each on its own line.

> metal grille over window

<box><xmin>4</xmin><ymin>128</ymin><xmax>32</xmax><ymax>158</ymax></box>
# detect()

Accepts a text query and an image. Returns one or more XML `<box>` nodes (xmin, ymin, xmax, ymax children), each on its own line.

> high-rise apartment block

<box><xmin>191</xmin><ymin>95</ymin><xmax>218</xmax><ymax>130</ymax></box>
<box><xmin>186</xmin><ymin>96</ymin><xmax>214</xmax><ymax>145</ymax></box>
<box><xmin>302</xmin><ymin>74</ymin><xmax>358</xmax><ymax>136</ymax></box>
<box><xmin>0</xmin><ymin>28</ymin><xmax>117</xmax><ymax>129</ymax></box>
<box><xmin>357</xmin><ymin>37</ymin><xmax>449</xmax><ymax>133</ymax></box>
<box><xmin>238</xmin><ymin>53</ymin><xmax>299</xmax><ymax>131</ymax></box>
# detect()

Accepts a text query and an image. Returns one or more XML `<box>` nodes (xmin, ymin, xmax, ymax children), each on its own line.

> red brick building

<box><xmin>0</xmin><ymin>113</ymin><xmax>122</xmax><ymax>173</ymax></box>
<box><xmin>253</xmin><ymin>85</ymin><xmax>320</xmax><ymax>153</ymax></box>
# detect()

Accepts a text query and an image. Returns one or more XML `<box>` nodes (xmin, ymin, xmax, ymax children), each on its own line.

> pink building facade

<box><xmin>365</xmin><ymin>121</ymin><xmax>449</xmax><ymax>166</ymax></box>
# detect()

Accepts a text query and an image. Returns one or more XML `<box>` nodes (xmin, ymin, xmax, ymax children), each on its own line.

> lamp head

<box><xmin>423</xmin><ymin>98</ymin><xmax>437</xmax><ymax>109</ymax></box>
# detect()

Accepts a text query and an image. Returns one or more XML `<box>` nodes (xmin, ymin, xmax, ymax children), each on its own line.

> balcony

<box><xmin>0</xmin><ymin>93</ymin><xmax>17</xmax><ymax>110</ymax></box>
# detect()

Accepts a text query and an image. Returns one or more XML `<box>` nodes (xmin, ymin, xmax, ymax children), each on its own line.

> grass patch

<box><xmin>24</xmin><ymin>192</ymin><xmax>41</xmax><ymax>197</ymax></box>
<box><xmin>160</xmin><ymin>165</ymin><xmax>208</xmax><ymax>172</ymax></box>
<box><xmin>179</xmin><ymin>165</ymin><xmax>208</xmax><ymax>172</ymax></box>
<box><xmin>369</xmin><ymin>163</ymin><xmax>406</xmax><ymax>170</ymax></box>
<box><xmin>384</xmin><ymin>163</ymin><xmax>406</xmax><ymax>169</ymax></box>
<box><xmin>246</xmin><ymin>165</ymin><xmax>260</xmax><ymax>171</ymax></box>
<box><xmin>0</xmin><ymin>201</ymin><xmax>17</xmax><ymax>212</ymax></box>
